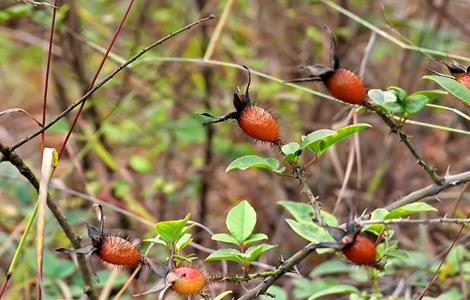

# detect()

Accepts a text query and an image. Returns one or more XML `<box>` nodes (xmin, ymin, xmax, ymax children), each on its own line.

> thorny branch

<box><xmin>359</xmin><ymin>217</ymin><xmax>470</xmax><ymax>226</ymax></box>
<box><xmin>238</xmin><ymin>170</ymin><xmax>470</xmax><ymax>300</ymax></box>
<box><xmin>0</xmin><ymin>143</ymin><xmax>98</xmax><ymax>300</ymax></box>
<box><xmin>364</xmin><ymin>100</ymin><xmax>444</xmax><ymax>185</ymax></box>
<box><xmin>0</xmin><ymin>15</ymin><xmax>215</xmax><ymax>299</ymax></box>
<box><xmin>6</xmin><ymin>15</ymin><xmax>215</xmax><ymax>153</ymax></box>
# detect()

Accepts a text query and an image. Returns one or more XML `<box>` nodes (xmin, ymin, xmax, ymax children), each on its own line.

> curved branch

<box><xmin>238</xmin><ymin>170</ymin><xmax>470</xmax><ymax>300</ymax></box>
<box><xmin>7</xmin><ymin>15</ymin><xmax>215</xmax><ymax>152</ymax></box>
<box><xmin>0</xmin><ymin>143</ymin><xmax>98</xmax><ymax>300</ymax></box>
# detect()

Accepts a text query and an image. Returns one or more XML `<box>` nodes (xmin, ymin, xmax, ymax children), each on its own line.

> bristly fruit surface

<box><xmin>202</xmin><ymin>65</ymin><xmax>281</xmax><ymax>144</ymax></box>
<box><xmin>325</xmin><ymin>68</ymin><xmax>365</xmax><ymax>105</ymax></box>
<box><xmin>98</xmin><ymin>235</ymin><xmax>141</xmax><ymax>266</ymax></box>
<box><xmin>171</xmin><ymin>267</ymin><xmax>207</xmax><ymax>295</ymax></box>
<box><xmin>286</xmin><ymin>26</ymin><xmax>366</xmax><ymax>105</ymax></box>
<box><xmin>238</xmin><ymin>105</ymin><xmax>280</xmax><ymax>143</ymax></box>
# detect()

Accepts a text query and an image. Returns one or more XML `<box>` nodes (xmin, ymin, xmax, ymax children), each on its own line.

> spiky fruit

<box><xmin>171</xmin><ymin>267</ymin><xmax>206</xmax><ymax>295</ymax></box>
<box><xmin>238</xmin><ymin>106</ymin><xmax>280</xmax><ymax>143</ymax></box>
<box><xmin>325</xmin><ymin>68</ymin><xmax>365</xmax><ymax>105</ymax></box>
<box><xmin>98</xmin><ymin>236</ymin><xmax>141</xmax><ymax>266</ymax></box>
<box><xmin>202</xmin><ymin>65</ymin><xmax>282</xmax><ymax>144</ymax></box>
<box><xmin>342</xmin><ymin>234</ymin><xmax>376</xmax><ymax>266</ymax></box>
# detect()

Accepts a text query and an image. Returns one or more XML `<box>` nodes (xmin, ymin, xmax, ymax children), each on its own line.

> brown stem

<box><xmin>238</xmin><ymin>170</ymin><xmax>470</xmax><ymax>299</ymax></box>
<box><xmin>0</xmin><ymin>143</ymin><xmax>98</xmax><ymax>300</ymax></box>
<box><xmin>8</xmin><ymin>15</ymin><xmax>215</xmax><ymax>152</ymax></box>
<box><xmin>194</xmin><ymin>0</ymin><xmax>214</xmax><ymax>249</ymax></box>
<box><xmin>364</xmin><ymin>101</ymin><xmax>444</xmax><ymax>185</ymax></box>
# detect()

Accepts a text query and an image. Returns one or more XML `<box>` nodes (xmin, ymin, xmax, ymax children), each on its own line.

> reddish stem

<box><xmin>58</xmin><ymin>0</ymin><xmax>136</xmax><ymax>159</ymax></box>
<box><xmin>40</xmin><ymin>0</ymin><xmax>59</xmax><ymax>151</ymax></box>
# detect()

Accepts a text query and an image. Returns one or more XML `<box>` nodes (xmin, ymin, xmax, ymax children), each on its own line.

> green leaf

<box><xmin>129</xmin><ymin>155</ymin><xmax>153</xmax><ymax>173</ymax></box>
<box><xmin>261</xmin><ymin>286</ymin><xmax>287</xmax><ymax>300</ymax></box>
<box><xmin>278</xmin><ymin>200</ymin><xmax>338</xmax><ymax>226</ymax></box>
<box><xmin>278</xmin><ymin>200</ymin><xmax>313</xmax><ymax>223</ymax></box>
<box><xmin>226</xmin><ymin>200</ymin><xmax>257</xmax><ymax>242</ymax></box>
<box><xmin>175</xmin><ymin>233</ymin><xmax>192</xmax><ymax>253</ymax></box>
<box><xmin>301</xmin><ymin>124</ymin><xmax>372</xmax><ymax>156</ymax></box>
<box><xmin>6</xmin><ymin>4</ymin><xmax>33</xmax><ymax>17</ymax></box>
<box><xmin>281</xmin><ymin>142</ymin><xmax>301</xmax><ymax>162</ymax></box>
<box><xmin>368</xmin><ymin>89</ymin><xmax>403</xmax><ymax>113</ymax></box>
<box><xmin>285</xmin><ymin>219</ymin><xmax>334</xmax><ymax>243</ymax></box>
<box><xmin>243</xmin><ymin>233</ymin><xmax>268</xmax><ymax>246</ymax></box>
<box><xmin>211</xmin><ymin>291</ymin><xmax>233</xmax><ymax>300</ymax></box>
<box><xmin>205</xmin><ymin>248</ymin><xmax>244</xmax><ymax>263</ymax></box>
<box><xmin>310</xmin><ymin>260</ymin><xmax>353</xmax><ymax>277</ymax></box>
<box><xmin>424</xmin><ymin>75</ymin><xmax>470</xmax><ymax>105</ymax></box>
<box><xmin>385</xmin><ymin>202</ymin><xmax>437</xmax><ymax>219</ymax></box>
<box><xmin>388</xmin><ymin>86</ymin><xmax>407</xmax><ymax>102</ymax></box>
<box><xmin>307</xmin><ymin>285</ymin><xmax>358</xmax><ymax>300</ymax></box>
<box><xmin>154</xmin><ymin>214</ymin><xmax>190</xmax><ymax>245</ymax></box>
<box><xmin>143</xmin><ymin>236</ymin><xmax>166</xmax><ymax>246</ymax></box>
<box><xmin>226</xmin><ymin>155</ymin><xmax>285</xmax><ymax>174</ymax></box>
<box><xmin>244</xmin><ymin>243</ymin><xmax>276</xmax><ymax>261</ymax></box>
<box><xmin>404</xmin><ymin>94</ymin><xmax>429</xmax><ymax>114</ymax></box>
<box><xmin>300</xmin><ymin>129</ymin><xmax>335</xmax><ymax>150</ymax></box>
<box><xmin>409</xmin><ymin>89</ymin><xmax>448</xmax><ymax>101</ymax></box>
<box><xmin>320</xmin><ymin>210</ymin><xmax>339</xmax><ymax>227</ymax></box>
<box><xmin>363</xmin><ymin>208</ymin><xmax>389</xmax><ymax>235</ymax></box>
<box><xmin>212</xmin><ymin>233</ymin><xmax>240</xmax><ymax>245</ymax></box>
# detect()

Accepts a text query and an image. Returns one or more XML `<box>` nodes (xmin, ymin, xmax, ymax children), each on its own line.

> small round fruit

<box><xmin>324</xmin><ymin>68</ymin><xmax>366</xmax><ymax>105</ymax></box>
<box><xmin>238</xmin><ymin>106</ymin><xmax>280</xmax><ymax>143</ymax></box>
<box><xmin>342</xmin><ymin>234</ymin><xmax>376</xmax><ymax>266</ymax></box>
<box><xmin>98</xmin><ymin>236</ymin><xmax>141</xmax><ymax>266</ymax></box>
<box><xmin>456</xmin><ymin>73</ymin><xmax>470</xmax><ymax>90</ymax></box>
<box><xmin>171</xmin><ymin>267</ymin><xmax>206</xmax><ymax>295</ymax></box>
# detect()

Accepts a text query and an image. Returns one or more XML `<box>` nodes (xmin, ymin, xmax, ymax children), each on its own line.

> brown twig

<box><xmin>417</xmin><ymin>210</ymin><xmax>470</xmax><ymax>299</ymax></box>
<box><xmin>0</xmin><ymin>143</ymin><xmax>98</xmax><ymax>300</ymax></box>
<box><xmin>57</xmin><ymin>0</ymin><xmax>136</xmax><ymax>159</ymax></box>
<box><xmin>7</xmin><ymin>15</ymin><xmax>216</xmax><ymax>152</ymax></box>
<box><xmin>238</xmin><ymin>170</ymin><xmax>470</xmax><ymax>299</ymax></box>
<box><xmin>364</xmin><ymin>100</ymin><xmax>444</xmax><ymax>185</ymax></box>
<box><xmin>194</xmin><ymin>0</ymin><xmax>215</xmax><ymax>250</ymax></box>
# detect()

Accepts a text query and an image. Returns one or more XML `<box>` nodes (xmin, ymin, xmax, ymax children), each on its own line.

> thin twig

<box><xmin>203</xmin><ymin>0</ymin><xmax>234</xmax><ymax>61</ymax></box>
<box><xmin>359</xmin><ymin>217</ymin><xmax>470</xmax><ymax>226</ymax></box>
<box><xmin>57</xmin><ymin>0</ymin><xmax>136</xmax><ymax>159</ymax></box>
<box><xmin>238</xmin><ymin>170</ymin><xmax>470</xmax><ymax>299</ymax></box>
<box><xmin>8</xmin><ymin>15</ymin><xmax>215</xmax><ymax>152</ymax></box>
<box><xmin>293</xmin><ymin>166</ymin><xmax>324</xmax><ymax>225</ymax></box>
<box><xmin>40</xmin><ymin>0</ymin><xmax>58</xmax><ymax>149</ymax></box>
<box><xmin>364</xmin><ymin>100</ymin><xmax>444</xmax><ymax>184</ymax></box>
<box><xmin>0</xmin><ymin>143</ymin><xmax>98</xmax><ymax>300</ymax></box>
<box><xmin>238</xmin><ymin>242</ymin><xmax>320</xmax><ymax>300</ymax></box>
<box><xmin>417</xmin><ymin>210</ymin><xmax>470</xmax><ymax>299</ymax></box>
<box><xmin>319</xmin><ymin>0</ymin><xmax>470</xmax><ymax>63</ymax></box>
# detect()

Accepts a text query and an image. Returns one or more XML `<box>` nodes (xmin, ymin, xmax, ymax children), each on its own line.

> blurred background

<box><xmin>0</xmin><ymin>0</ymin><xmax>469</xmax><ymax>299</ymax></box>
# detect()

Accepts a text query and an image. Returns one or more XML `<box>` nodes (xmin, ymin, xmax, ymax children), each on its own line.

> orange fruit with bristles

<box><xmin>97</xmin><ymin>236</ymin><xmax>141</xmax><ymax>266</ymax></box>
<box><xmin>172</xmin><ymin>267</ymin><xmax>207</xmax><ymax>295</ymax></box>
<box><xmin>325</xmin><ymin>68</ymin><xmax>366</xmax><ymax>105</ymax></box>
<box><xmin>456</xmin><ymin>73</ymin><xmax>470</xmax><ymax>90</ymax></box>
<box><xmin>238</xmin><ymin>106</ymin><xmax>280</xmax><ymax>143</ymax></box>
<box><xmin>342</xmin><ymin>234</ymin><xmax>376</xmax><ymax>266</ymax></box>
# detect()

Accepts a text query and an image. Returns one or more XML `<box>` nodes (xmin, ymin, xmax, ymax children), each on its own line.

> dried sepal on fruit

<box><xmin>202</xmin><ymin>65</ymin><xmax>281</xmax><ymax>145</ymax></box>
<box><xmin>56</xmin><ymin>205</ymin><xmax>142</xmax><ymax>281</ymax></box>
<box><xmin>426</xmin><ymin>60</ymin><xmax>470</xmax><ymax>90</ymax></box>
<box><xmin>287</xmin><ymin>26</ymin><xmax>366</xmax><ymax>105</ymax></box>
<box><xmin>135</xmin><ymin>261</ymin><xmax>207</xmax><ymax>297</ymax></box>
